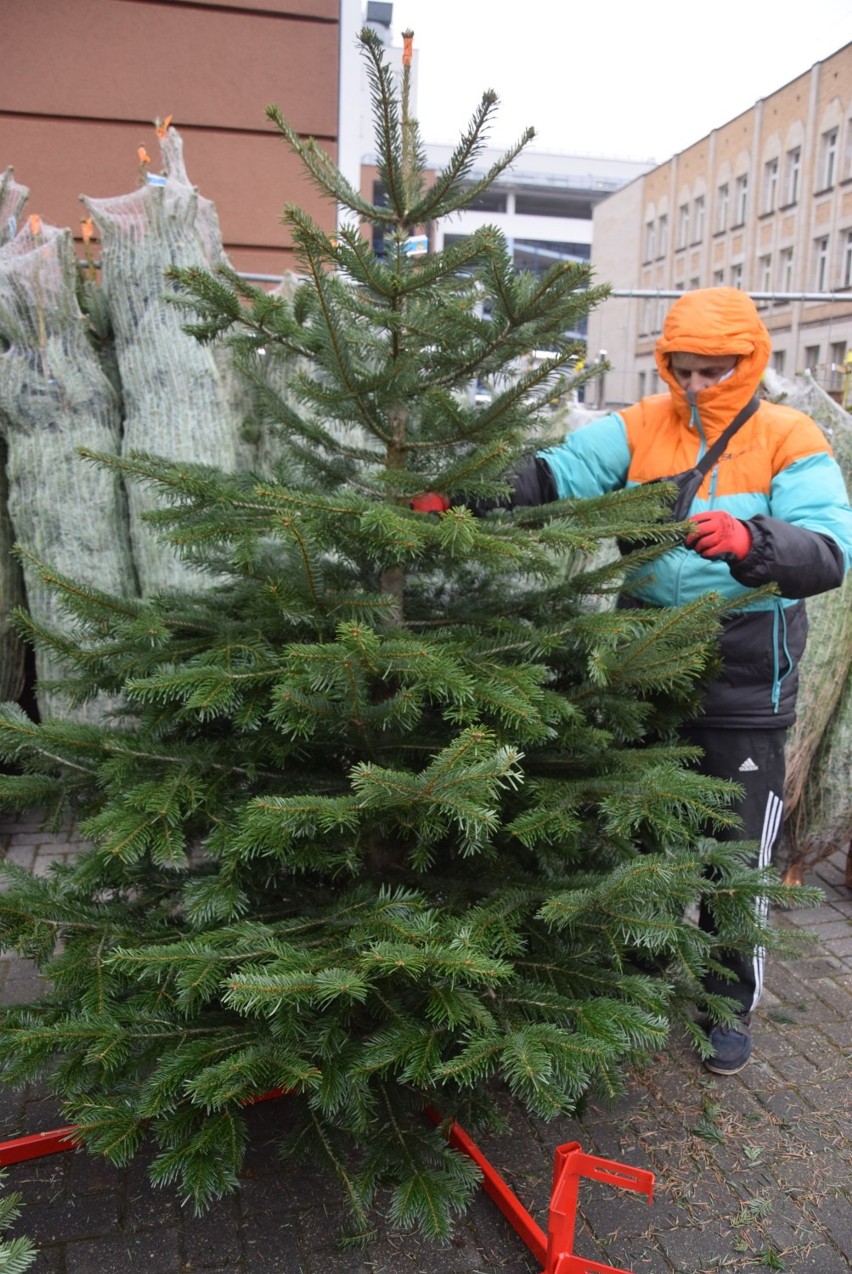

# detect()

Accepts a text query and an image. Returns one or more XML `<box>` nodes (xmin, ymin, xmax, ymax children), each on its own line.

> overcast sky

<box><xmin>389</xmin><ymin>0</ymin><xmax>850</xmax><ymax>163</ymax></box>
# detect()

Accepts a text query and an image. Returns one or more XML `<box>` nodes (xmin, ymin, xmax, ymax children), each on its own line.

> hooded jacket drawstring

<box><xmin>771</xmin><ymin>603</ymin><xmax>794</xmax><ymax>714</ymax></box>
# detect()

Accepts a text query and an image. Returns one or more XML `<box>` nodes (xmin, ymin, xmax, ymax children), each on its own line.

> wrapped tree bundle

<box><xmin>82</xmin><ymin>127</ymin><xmax>240</xmax><ymax>591</ymax></box>
<box><xmin>763</xmin><ymin>371</ymin><xmax>852</xmax><ymax>878</ymax></box>
<box><xmin>783</xmin><ymin>676</ymin><xmax>852</xmax><ymax>885</ymax></box>
<box><xmin>156</xmin><ymin>127</ymin><xmax>257</xmax><ymax>473</ymax></box>
<box><xmin>0</xmin><ymin>218</ymin><xmax>135</xmax><ymax>719</ymax></box>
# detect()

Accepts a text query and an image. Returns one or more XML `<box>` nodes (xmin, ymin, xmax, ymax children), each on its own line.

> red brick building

<box><xmin>1</xmin><ymin>0</ymin><xmax>361</xmax><ymax>275</ymax></box>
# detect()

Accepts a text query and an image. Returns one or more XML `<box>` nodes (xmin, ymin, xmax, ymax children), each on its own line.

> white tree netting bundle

<box><xmin>0</xmin><ymin>218</ymin><xmax>136</xmax><ymax>719</ymax></box>
<box><xmin>763</xmin><ymin>369</ymin><xmax>852</xmax><ymax>874</ymax></box>
<box><xmin>82</xmin><ymin>127</ymin><xmax>240</xmax><ymax>592</ymax></box>
<box><xmin>783</xmin><ymin>672</ymin><xmax>852</xmax><ymax>882</ymax></box>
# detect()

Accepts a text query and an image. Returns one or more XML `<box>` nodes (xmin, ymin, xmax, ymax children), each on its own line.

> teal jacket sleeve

<box><xmin>537</xmin><ymin>412</ymin><xmax>632</xmax><ymax>499</ymax></box>
<box><xmin>731</xmin><ymin>450</ymin><xmax>852</xmax><ymax>598</ymax></box>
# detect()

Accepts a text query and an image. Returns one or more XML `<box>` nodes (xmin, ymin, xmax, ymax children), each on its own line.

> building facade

<box><xmin>587</xmin><ymin>42</ymin><xmax>852</xmax><ymax>408</ymax></box>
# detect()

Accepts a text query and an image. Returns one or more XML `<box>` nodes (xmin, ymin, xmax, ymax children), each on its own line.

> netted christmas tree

<box><xmin>0</xmin><ymin>30</ymin><xmax>805</xmax><ymax>1242</ymax></box>
<box><xmin>765</xmin><ymin>369</ymin><xmax>852</xmax><ymax>883</ymax></box>
<box><xmin>81</xmin><ymin>122</ymin><xmax>243</xmax><ymax>592</ymax></box>
<box><xmin>0</xmin><ymin>198</ymin><xmax>136</xmax><ymax>720</ymax></box>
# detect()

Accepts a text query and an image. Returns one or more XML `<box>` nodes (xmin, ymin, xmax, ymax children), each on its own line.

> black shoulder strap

<box><xmin>695</xmin><ymin>395</ymin><xmax>760</xmax><ymax>476</ymax></box>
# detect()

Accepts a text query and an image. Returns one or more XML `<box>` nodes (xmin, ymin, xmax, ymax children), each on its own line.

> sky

<box><xmin>389</xmin><ymin>0</ymin><xmax>851</xmax><ymax>164</ymax></box>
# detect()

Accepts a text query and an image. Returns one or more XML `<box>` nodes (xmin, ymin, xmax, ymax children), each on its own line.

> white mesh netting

<box><xmin>764</xmin><ymin>370</ymin><xmax>852</xmax><ymax>870</ymax></box>
<box><xmin>0</xmin><ymin>216</ymin><xmax>136</xmax><ymax>719</ymax></box>
<box><xmin>81</xmin><ymin>127</ymin><xmax>242</xmax><ymax>592</ymax></box>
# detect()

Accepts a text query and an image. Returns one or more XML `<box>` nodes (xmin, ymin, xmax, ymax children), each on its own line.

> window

<box><xmin>641</xmin><ymin>298</ymin><xmax>652</xmax><ymax>334</ymax></box>
<box><xmin>467</xmin><ymin>190</ymin><xmax>508</xmax><ymax>213</ymax></box>
<box><xmin>689</xmin><ymin>276</ymin><xmax>700</xmax><ymax>291</ymax></box>
<box><xmin>784</xmin><ymin>147</ymin><xmax>801</xmax><ymax>205</ymax></box>
<box><xmin>644</xmin><ymin>220</ymin><xmax>655</xmax><ymax>261</ymax></box>
<box><xmin>762</xmin><ymin>159</ymin><xmax>778</xmax><ymax>213</ymax></box>
<box><xmin>716</xmin><ymin>183</ymin><xmax>729</xmax><ymax>233</ymax></box>
<box><xmin>712</xmin><ymin>268</ymin><xmax>725</xmax><ymax>287</ymax></box>
<box><xmin>804</xmin><ymin>344</ymin><xmax>820</xmax><ymax>371</ymax></box>
<box><xmin>844</xmin><ymin>230</ymin><xmax>852</xmax><ymax>288</ymax></box>
<box><xmin>637</xmin><ymin>371</ymin><xmax>646</xmax><ymax>399</ymax></box>
<box><xmin>820</xmin><ymin>128</ymin><xmax>838</xmax><ymax>189</ymax></box>
<box><xmin>734</xmin><ymin>174</ymin><xmax>748</xmax><ymax>225</ymax></box>
<box><xmin>658</xmin><ymin>214</ymin><xmax>668</xmax><ymax>257</ymax></box>
<box><xmin>692</xmin><ymin>196</ymin><xmax>705</xmax><ymax>243</ymax></box>
<box><xmin>678</xmin><ymin>203</ymin><xmax>690</xmax><ymax>249</ymax></box>
<box><xmin>759</xmin><ymin>254</ymin><xmax>772</xmax><ymax>292</ymax></box>
<box><xmin>829</xmin><ymin>342</ymin><xmax>848</xmax><ymax>393</ymax></box>
<box><xmin>514</xmin><ymin>192</ymin><xmax>592</xmax><ymax>218</ymax></box>
<box><xmin>730</xmin><ymin>262</ymin><xmax>743</xmax><ymax>290</ymax></box>
<box><xmin>814</xmin><ymin>236</ymin><xmax>829</xmax><ymax>291</ymax></box>
<box><xmin>780</xmin><ymin>247</ymin><xmax>794</xmax><ymax>293</ymax></box>
<box><xmin>772</xmin><ymin>350</ymin><xmax>786</xmax><ymax>375</ymax></box>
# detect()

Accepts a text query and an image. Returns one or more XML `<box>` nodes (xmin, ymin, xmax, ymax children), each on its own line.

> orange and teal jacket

<box><xmin>515</xmin><ymin>288</ymin><xmax>852</xmax><ymax>727</ymax></box>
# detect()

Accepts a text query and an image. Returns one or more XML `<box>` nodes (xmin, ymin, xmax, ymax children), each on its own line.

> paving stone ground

<box><xmin>0</xmin><ymin>811</ymin><xmax>849</xmax><ymax>1273</ymax></box>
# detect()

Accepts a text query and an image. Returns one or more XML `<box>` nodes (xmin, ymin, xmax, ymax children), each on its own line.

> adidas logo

<box><xmin>738</xmin><ymin>757</ymin><xmax>759</xmax><ymax>772</ymax></box>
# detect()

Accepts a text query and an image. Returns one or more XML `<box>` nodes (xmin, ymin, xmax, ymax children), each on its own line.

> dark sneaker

<box><xmin>704</xmin><ymin>1020</ymin><xmax>752</xmax><ymax>1075</ymax></box>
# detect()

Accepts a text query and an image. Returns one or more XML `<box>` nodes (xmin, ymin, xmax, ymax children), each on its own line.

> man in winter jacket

<box><xmin>415</xmin><ymin>286</ymin><xmax>852</xmax><ymax>1075</ymax></box>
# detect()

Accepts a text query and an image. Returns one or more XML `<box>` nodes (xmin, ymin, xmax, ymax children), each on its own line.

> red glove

<box><xmin>410</xmin><ymin>493</ymin><xmax>450</xmax><ymax>514</ymax></box>
<box><xmin>686</xmin><ymin>510</ymin><xmax>752</xmax><ymax>561</ymax></box>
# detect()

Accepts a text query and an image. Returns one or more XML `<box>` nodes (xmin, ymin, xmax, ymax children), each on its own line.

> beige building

<box><xmin>588</xmin><ymin>42</ymin><xmax>852</xmax><ymax>409</ymax></box>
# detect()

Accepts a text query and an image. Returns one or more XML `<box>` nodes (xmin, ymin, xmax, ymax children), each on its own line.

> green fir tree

<box><xmin>0</xmin><ymin>29</ymin><xmax>807</xmax><ymax>1242</ymax></box>
<box><xmin>0</xmin><ymin>1171</ymin><xmax>36</xmax><ymax>1273</ymax></box>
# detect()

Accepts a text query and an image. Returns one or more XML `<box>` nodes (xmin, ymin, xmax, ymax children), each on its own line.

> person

<box><xmin>414</xmin><ymin>286</ymin><xmax>852</xmax><ymax>1075</ymax></box>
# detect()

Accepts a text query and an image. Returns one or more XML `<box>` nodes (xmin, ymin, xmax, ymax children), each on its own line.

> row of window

<box><xmin>644</xmin><ymin>227</ymin><xmax>852</xmax><ymax>305</ymax></box>
<box><xmin>644</xmin><ymin>123</ymin><xmax>852</xmax><ymax>263</ymax></box>
<box><xmin>724</xmin><ymin>229</ymin><xmax>852</xmax><ymax>294</ymax></box>
<box><xmin>466</xmin><ymin>190</ymin><xmax>596</xmax><ymax>220</ymax></box>
<box><xmin>639</xmin><ymin>231</ymin><xmax>852</xmax><ymax>335</ymax></box>
<box><xmin>755</xmin><ymin>126</ymin><xmax>840</xmax><ymax>215</ymax></box>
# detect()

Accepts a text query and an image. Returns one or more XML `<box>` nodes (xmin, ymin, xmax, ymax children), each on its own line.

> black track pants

<box><xmin>680</xmin><ymin>725</ymin><xmax>787</xmax><ymax>1015</ymax></box>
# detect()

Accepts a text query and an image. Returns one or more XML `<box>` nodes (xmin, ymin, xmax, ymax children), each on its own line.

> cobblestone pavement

<box><xmin>0</xmin><ymin>811</ymin><xmax>850</xmax><ymax>1274</ymax></box>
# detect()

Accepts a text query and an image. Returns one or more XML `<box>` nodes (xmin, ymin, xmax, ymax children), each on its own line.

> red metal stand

<box><xmin>425</xmin><ymin>1107</ymin><xmax>654</xmax><ymax>1274</ymax></box>
<box><xmin>0</xmin><ymin>1099</ymin><xmax>654</xmax><ymax>1274</ymax></box>
<box><xmin>545</xmin><ymin>1141</ymin><xmax>654</xmax><ymax>1274</ymax></box>
<box><xmin>0</xmin><ymin>1126</ymin><xmax>80</xmax><ymax>1166</ymax></box>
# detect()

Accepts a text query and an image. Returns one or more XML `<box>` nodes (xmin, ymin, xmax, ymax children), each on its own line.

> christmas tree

<box><xmin>0</xmin><ymin>29</ymin><xmax>801</xmax><ymax>1242</ymax></box>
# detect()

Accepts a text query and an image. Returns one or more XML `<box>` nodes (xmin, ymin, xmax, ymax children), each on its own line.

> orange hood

<box><xmin>655</xmin><ymin>287</ymin><xmax>771</xmax><ymax>436</ymax></box>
